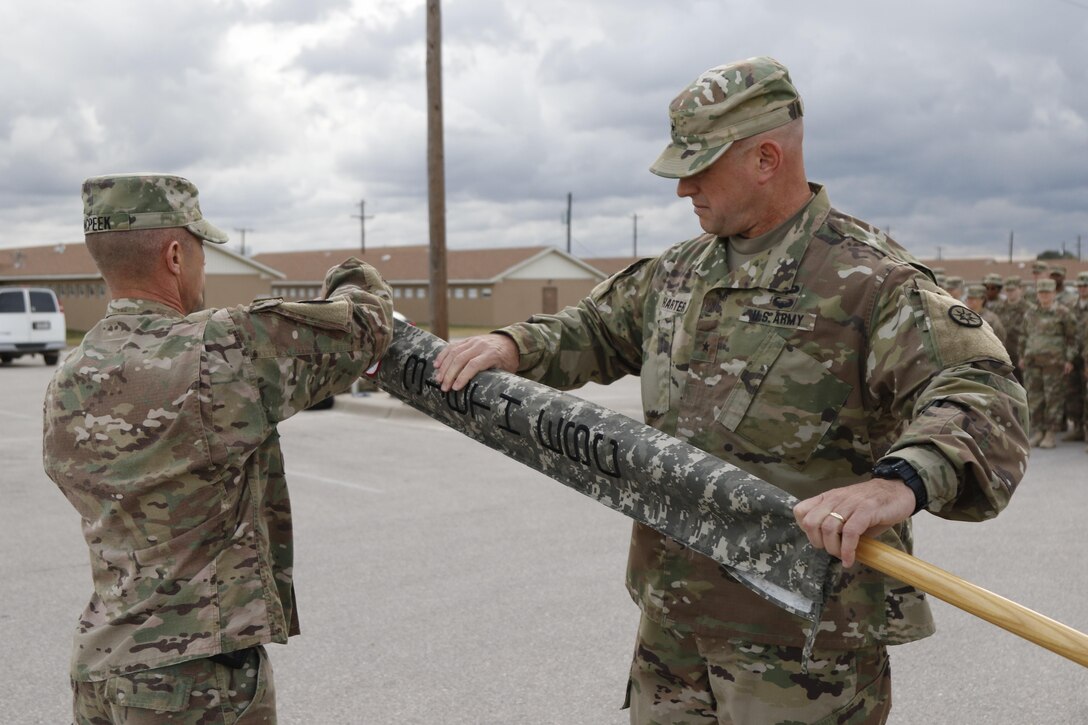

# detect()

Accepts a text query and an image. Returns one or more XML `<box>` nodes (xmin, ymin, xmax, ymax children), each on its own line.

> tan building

<box><xmin>0</xmin><ymin>243</ymin><xmax>284</xmax><ymax>332</ymax></box>
<box><xmin>253</xmin><ymin>245</ymin><xmax>607</xmax><ymax>328</ymax></box>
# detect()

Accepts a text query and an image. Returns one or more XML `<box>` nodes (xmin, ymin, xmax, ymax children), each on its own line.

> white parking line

<box><xmin>287</xmin><ymin>470</ymin><xmax>384</xmax><ymax>494</ymax></box>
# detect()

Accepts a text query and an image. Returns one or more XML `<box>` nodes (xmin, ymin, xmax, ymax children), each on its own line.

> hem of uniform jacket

<box><xmin>624</xmin><ymin>593</ymin><xmax>938</xmax><ymax>650</ymax></box>
<box><xmin>71</xmin><ymin>633</ymin><xmax>279</xmax><ymax>683</ymax></box>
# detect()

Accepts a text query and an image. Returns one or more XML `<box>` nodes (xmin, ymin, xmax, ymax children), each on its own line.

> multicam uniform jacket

<box><xmin>502</xmin><ymin>186</ymin><xmax>1028</xmax><ymax>649</ymax></box>
<box><xmin>991</xmin><ymin>297</ymin><xmax>1032</xmax><ymax>368</ymax></box>
<box><xmin>43</xmin><ymin>259</ymin><xmax>392</xmax><ymax>681</ymax></box>
<box><xmin>1019</xmin><ymin>302</ymin><xmax>1076</xmax><ymax>365</ymax></box>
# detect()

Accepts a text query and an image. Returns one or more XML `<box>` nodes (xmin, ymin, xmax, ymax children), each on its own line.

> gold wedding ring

<box><xmin>827</xmin><ymin>512</ymin><xmax>846</xmax><ymax>524</ymax></box>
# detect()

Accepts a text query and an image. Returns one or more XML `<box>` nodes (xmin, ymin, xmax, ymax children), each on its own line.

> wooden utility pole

<box><xmin>632</xmin><ymin>214</ymin><xmax>638</xmax><ymax>257</ymax></box>
<box><xmin>1008</xmin><ymin>230</ymin><xmax>1014</xmax><ymax>263</ymax></box>
<box><xmin>352</xmin><ymin>200</ymin><xmax>374</xmax><ymax>254</ymax></box>
<box><xmin>426</xmin><ymin>0</ymin><xmax>448</xmax><ymax>340</ymax></box>
<box><xmin>566</xmin><ymin>192</ymin><xmax>572</xmax><ymax>254</ymax></box>
<box><xmin>234</xmin><ymin>227</ymin><xmax>254</xmax><ymax>256</ymax></box>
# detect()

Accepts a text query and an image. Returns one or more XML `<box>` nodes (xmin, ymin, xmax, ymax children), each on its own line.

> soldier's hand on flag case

<box><xmin>434</xmin><ymin>333</ymin><xmax>520</xmax><ymax>392</ymax></box>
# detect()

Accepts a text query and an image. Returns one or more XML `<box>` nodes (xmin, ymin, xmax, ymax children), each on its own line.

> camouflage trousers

<box><xmin>1024</xmin><ymin>362</ymin><xmax>1068</xmax><ymax>433</ymax></box>
<box><xmin>624</xmin><ymin>616</ymin><xmax>891</xmax><ymax>725</ymax></box>
<box><xmin>1066</xmin><ymin>356</ymin><xmax>1085</xmax><ymax>431</ymax></box>
<box><xmin>72</xmin><ymin>646</ymin><xmax>275</xmax><ymax>724</ymax></box>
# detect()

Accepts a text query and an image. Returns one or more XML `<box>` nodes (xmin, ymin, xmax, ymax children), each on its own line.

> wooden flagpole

<box><xmin>857</xmin><ymin>538</ymin><xmax>1088</xmax><ymax>667</ymax></box>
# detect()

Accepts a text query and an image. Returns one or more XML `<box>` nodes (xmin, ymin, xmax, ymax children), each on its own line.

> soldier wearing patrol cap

<box><xmin>992</xmin><ymin>276</ymin><xmax>1031</xmax><ymax>382</ymax></box>
<box><xmin>1050</xmin><ymin>264</ymin><xmax>1078</xmax><ymax>308</ymax></box>
<box><xmin>1020</xmin><ymin>278</ymin><xmax>1076</xmax><ymax>448</ymax></box>
<box><xmin>942</xmin><ymin>275</ymin><xmax>965</xmax><ymax>301</ymax></box>
<box><xmin>433</xmin><ymin>56</ymin><xmax>1028</xmax><ymax>724</ymax></box>
<box><xmin>1030</xmin><ymin>261</ymin><xmax>1050</xmax><ymax>294</ymax></box>
<box><xmin>983</xmin><ymin>272</ymin><xmax>1004</xmax><ymax>306</ymax></box>
<box><xmin>43</xmin><ymin>174</ymin><xmax>395</xmax><ymax>723</ymax></box>
<box><xmin>1064</xmin><ymin>272</ymin><xmax>1088</xmax><ymax>442</ymax></box>
<box><xmin>966</xmin><ymin>284</ymin><xmax>1006</xmax><ymax>344</ymax></box>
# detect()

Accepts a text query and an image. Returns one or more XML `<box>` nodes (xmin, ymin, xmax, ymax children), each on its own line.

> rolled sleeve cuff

<box><xmin>493</xmin><ymin>325</ymin><xmax>546</xmax><ymax>374</ymax></box>
<box><xmin>881</xmin><ymin>445</ymin><xmax>957</xmax><ymax>513</ymax></box>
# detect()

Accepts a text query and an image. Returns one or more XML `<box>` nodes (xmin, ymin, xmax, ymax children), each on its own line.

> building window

<box><xmin>393</xmin><ymin>288</ymin><xmax>402</xmax><ymax>299</ymax></box>
<box><xmin>468</xmin><ymin>287</ymin><xmax>478</xmax><ymax>299</ymax></box>
<box><xmin>98</xmin><ymin>284</ymin><xmax>106</xmax><ymax>297</ymax></box>
<box><xmin>481</xmin><ymin>287</ymin><xmax>492</xmax><ymax>298</ymax></box>
<box><xmin>417</xmin><ymin>287</ymin><xmax>427</xmax><ymax>299</ymax></box>
<box><xmin>405</xmin><ymin>288</ymin><xmax>415</xmax><ymax>299</ymax></box>
<box><xmin>454</xmin><ymin>287</ymin><xmax>465</xmax><ymax>299</ymax></box>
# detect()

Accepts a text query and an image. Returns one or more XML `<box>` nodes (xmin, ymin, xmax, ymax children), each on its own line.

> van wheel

<box><xmin>0</xmin><ymin>354</ymin><xmax>12</xmax><ymax>365</ymax></box>
<box><xmin>43</xmin><ymin>352</ymin><xmax>59</xmax><ymax>366</ymax></box>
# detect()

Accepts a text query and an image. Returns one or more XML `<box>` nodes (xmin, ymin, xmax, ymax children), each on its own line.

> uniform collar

<box><xmin>104</xmin><ymin>298</ymin><xmax>184</xmax><ymax>319</ymax></box>
<box><xmin>694</xmin><ymin>182</ymin><xmax>830</xmax><ymax>293</ymax></box>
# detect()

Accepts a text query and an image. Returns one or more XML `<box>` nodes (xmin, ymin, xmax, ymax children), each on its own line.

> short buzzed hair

<box><xmin>86</xmin><ymin>227</ymin><xmax>196</xmax><ymax>283</ymax></box>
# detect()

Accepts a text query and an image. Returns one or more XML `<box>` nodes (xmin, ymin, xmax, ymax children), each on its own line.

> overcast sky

<box><xmin>3</xmin><ymin>0</ymin><xmax>1087</xmax><ymax>261</ymax></box>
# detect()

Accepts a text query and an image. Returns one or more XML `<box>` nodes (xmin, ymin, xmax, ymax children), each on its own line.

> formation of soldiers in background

<box><xmin>935</xmin><ymin>262</ymin><xmax>1088</xmax><ymax>451</ymax></box>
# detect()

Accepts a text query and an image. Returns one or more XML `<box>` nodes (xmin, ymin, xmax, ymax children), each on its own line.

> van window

<box><xmin>0</xmin><ymin>290</ymin><xmax>26</xmax><ymax>313</ymax></box>
<box><xmin>29</xmin><ymin>291</ymin><xmax>58</xmax><ymax>312</ymax></box>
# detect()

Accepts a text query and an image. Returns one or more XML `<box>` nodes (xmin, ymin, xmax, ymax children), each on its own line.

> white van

<box><xmin>0</xmin><ymin>287</ymin><xmax>67</xmax><ymax>366</ymax></box>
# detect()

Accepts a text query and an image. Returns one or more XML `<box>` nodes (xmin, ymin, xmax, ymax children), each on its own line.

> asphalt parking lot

<box><xmin>2</xmin><ymin>353</ymin><xmax>1086</xmax><ymax>724</ymax></box>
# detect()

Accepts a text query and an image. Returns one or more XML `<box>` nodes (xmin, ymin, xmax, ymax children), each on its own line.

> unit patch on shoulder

<box><xmin>948</xmin><ymin>305</ymin><xmax>983</xmax><ymax>328</ymax></box>
<box><xmin>916</xmin><ymin>288</ymin><xmax>1010</xmax><ymax>368</ymax></box>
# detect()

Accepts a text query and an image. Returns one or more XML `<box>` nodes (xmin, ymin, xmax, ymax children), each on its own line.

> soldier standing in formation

<box><xmin>1050</xmin><ymin>265</ymin><xmax>1078</xmax><ymax>307</ymax></box>
<box><xmin>990</xmin><ymin>276</ymin><xmax>1030</xmax><ymax>384</ymax></box>
<box><xmin>965</xmin><ymin>285</ymin><xmax>1006</xmax><ymax>345</ymax></box>
<box><xmin>983</xmin><ymin>273</ymin><xmax>1004</xmax><ymax>307</ymax></box>
<box><xmin>1019</xmin><ymin>278</ymin><xmax>1076</xmax><ymax>449</ymax></box>
<box><xmin>942</xmin><ymin>275</ymin><xmax>965</xmax><ymax>301</ymax></box>
<box><xmin>43</xmin><ymin>174</ymin><xmax>394</xmax><ymax>723</ymax></box>
<box><xmin>435</xmin><ymin>56</ymin><xmax>1028</xmax><ymax>724</ymax></box>
<box><xmin>1065</xmin><ymin>272</ymin><xmax>1088</xmax><ymax>442</ymax></box>
<box><xmin>1030</xmin><ymin>261</ymin><xmax>1049</xmax><ymax>294</ymax></box>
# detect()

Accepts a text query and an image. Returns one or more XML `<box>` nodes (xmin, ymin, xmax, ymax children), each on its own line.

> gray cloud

<box><xmin>1</xmin><ymin>0</ymin><xmax>1086</xmax><ymax>262</ymax></box>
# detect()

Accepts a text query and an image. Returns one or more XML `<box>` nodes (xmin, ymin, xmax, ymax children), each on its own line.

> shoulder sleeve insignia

<box><xmin>948</xmin><ymin>305</ymin><xmax>983</xmax><ymax>328</ymax></box>
<box><xmin>916</xmin><ymin>287</ymin><xmax>1010</xmax><ymax>368</ymax></box>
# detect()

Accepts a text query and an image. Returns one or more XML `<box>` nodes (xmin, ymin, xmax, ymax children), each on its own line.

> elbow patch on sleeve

<box><xmin>252</xmin><ymin>298</ymin><xmax>354</xmax><ymax>332</ymax></box>
<box><xmin>915</xmin><ymin>288</ymin><xmax>1011</xmax><ymax>368</ymax></box>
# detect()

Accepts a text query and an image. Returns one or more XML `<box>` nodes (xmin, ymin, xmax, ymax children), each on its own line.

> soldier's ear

<box><xmin>164</xmin><ymin>239</ymin><xmax>184</xmax><ymax>277</ymax></box>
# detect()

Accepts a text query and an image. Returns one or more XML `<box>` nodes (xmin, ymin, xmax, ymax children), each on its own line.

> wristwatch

<box><xmin>872</xmin><ymin>458</ymin><xmax>928</xmax><ymax>515</ymax></box>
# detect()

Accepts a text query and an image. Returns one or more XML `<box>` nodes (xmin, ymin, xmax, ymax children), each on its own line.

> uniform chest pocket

<box><xmin>717</xmin><ymin>334</ymin><xmax>852</xmax><ymax>468</ymax></box>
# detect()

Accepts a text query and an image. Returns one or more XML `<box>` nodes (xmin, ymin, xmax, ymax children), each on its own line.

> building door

<box><xmin>542</xmin><ymin>286</ymin><xmax>558</xmax><ymax>314</ymax></box>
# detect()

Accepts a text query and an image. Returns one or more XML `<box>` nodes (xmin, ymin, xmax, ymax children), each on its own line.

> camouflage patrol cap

<box><xmin>1036</xmin><ymin>279</ymin><xmax>1057</xmax><ymax>292</ymax></box>
<box><xmin>650</xmin><ymin>56</ymin><xmax>803</xmax><ymax>179</ymax></box>
<box><xmin>983</xmin><ymin>273</ymin><xmax>1003</xmax><ymax>287</ymax></box>
<box><xmin>1049</xmin><ymin>265</ymin><xmax>1067</xmax><ymax>277</ymax></box>
<box><xmin>1032</xmin><ymin>261</ymin><xmax>1049</xmax><ymax>274</ymax></box>
<box><xmin>1004</xmin><ymin>276</ymin><xmax>1022</xmax><ymax>288</ymax></box>
<box><xmin>1076</xmin><ymin>272</ymin><xmax>1088</xmax><ymax>286</ymax></box>
<box><xmin>966</xmin><ymin>284</ymin><xmax>986</xmax><ymax>298</ymax></box>
<box><xmin>943</xmin><ymin>275</ymin><xmax>964</xmax><ymax>290</ymax></box>
<box><xmin>82</xmin><ymin>173</ymin><xmax>229</xmax><ymax>244</ymax></box>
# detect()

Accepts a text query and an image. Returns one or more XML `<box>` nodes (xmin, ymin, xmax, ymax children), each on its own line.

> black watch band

<box><xmin>872</xmin><ymin>458</ymin><xmax>928</xmax><ymax>515</ymax></box>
